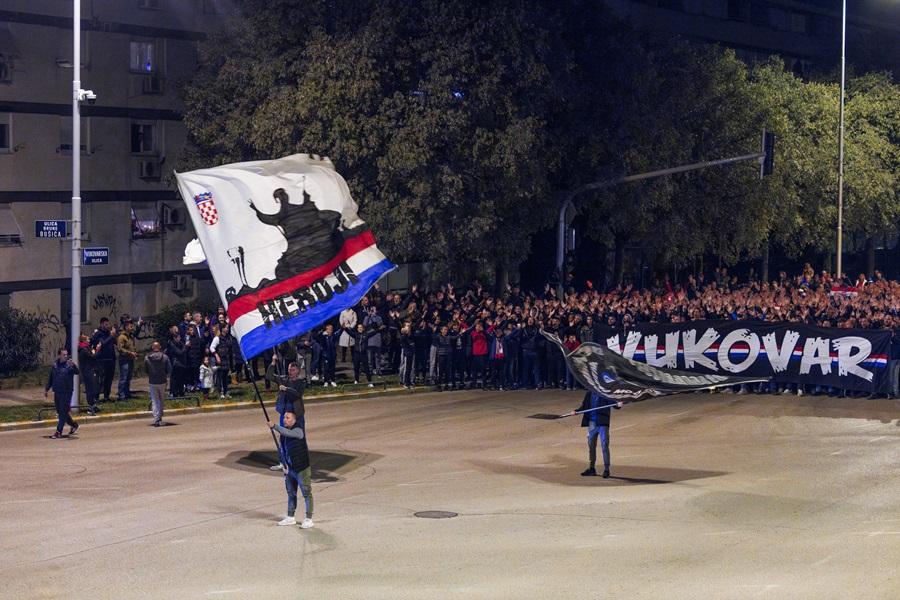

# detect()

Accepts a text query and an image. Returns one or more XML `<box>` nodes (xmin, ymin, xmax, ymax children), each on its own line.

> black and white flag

<box><xmin>541</xmin><ymin>331</ymin><xmax>768</xmax><ymax>401</ymax></box>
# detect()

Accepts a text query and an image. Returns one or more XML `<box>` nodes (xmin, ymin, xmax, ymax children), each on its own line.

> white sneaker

<box><xmin>353</xmin><ymin>380</ymin><xmax>359</xmax><ymax>385</ymax></box>
<box><xmin>219</xmin><ymin>394</ymin><xmax>225</xmax><ymax>399</ymax></box>
<box><xmin>277</xmin><ymin>516</ymin><xmax>296</xmax><ymax>526</ymax></box>
<box><xmin>299</xmin><ymin>517</ymin><xmax>314</xmax><ymax>529</ymax></box>
<box><xmin>796</xmin><ymin>389</ymin><xmax>803</xmax><ymax>397</ymax></box>
<box><xmin>311</xmin><ymin>375</ymin><xmax>319</xmax><ymax>381</ymax></box>
<box><xmin>368</xmin><ymin>383</ymin><xmax>374</xmax><ymax>388</ymax></box>
<box><xmin>269</xmin><ymin>463</ymin><xmax>284</xmax><ymax>471</ymax></box>
<box><xmin>331</xmin><ymin>381</ymin><xmax>338</xmax><ymax>387</ymax></box>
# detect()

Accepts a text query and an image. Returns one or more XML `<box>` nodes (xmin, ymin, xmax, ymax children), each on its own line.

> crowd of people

<box><xmin>60</xmin><ymin>266</ymin><xmax>900</xmax><ymax>433</ymax></box>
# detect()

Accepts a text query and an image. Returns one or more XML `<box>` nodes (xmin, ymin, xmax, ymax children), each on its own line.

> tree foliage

<box><xmin>0</xmin><ymin>309</ymin><xmax>42</xmax><ymax>376</ymax></box>
<box><xmin>180</xmin><ymin>0</ymin><xmax>900</xmax><ymax>282</ymax></box>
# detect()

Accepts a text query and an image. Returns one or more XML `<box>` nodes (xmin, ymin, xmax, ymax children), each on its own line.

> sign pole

<box><xmin>70</xmin><ymin>0</ymin><xmax>82</xmax><ymax>410</ymax></box>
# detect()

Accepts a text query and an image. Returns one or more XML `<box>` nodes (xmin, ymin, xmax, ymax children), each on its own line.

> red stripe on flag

<box><xmin>227</xmin><ymin>230</ymin><xmax>376</xmax><ymax>322</ymax></box>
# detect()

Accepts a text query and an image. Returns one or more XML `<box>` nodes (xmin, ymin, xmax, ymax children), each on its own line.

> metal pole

<box><xmin>836</xmin><ymin>0</ymin><xmax>846</xmax><ymax>281</ymax></box>
<box><xmin>555</xmin><ymin>151</ymin><xmax>765</xmax><ymax>298</ymax></box>
<box><xmin>70</xmin><ymin>0</ymin><xmax>82</xmax><ymax>410</ymax></box>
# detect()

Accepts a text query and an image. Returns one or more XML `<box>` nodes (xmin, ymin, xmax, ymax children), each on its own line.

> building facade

<box><xmin>0</xmin><ymin>0</ymin><xmax>226</xmax><ymax>362</ymax></box>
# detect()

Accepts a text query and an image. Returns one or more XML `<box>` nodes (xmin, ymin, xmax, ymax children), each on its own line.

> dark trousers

<box><xmin>97</xmin><ymin>359</ymin><xmax>115</xmax><ymax>401</ymax></box>
<box><xmin>170</xmin><ymin>365</ymin><xmax>185</xmax><ymax>397</ymax></box>
<box><xmin>82</xmin><ymin>369</ymin><xmax>99</xmax><ymax>407</ymax></box>
<box><xmin>414</xmin><ymin>352</ymin><xmax>429</xmax><ymax>381</ymax></box>
<box><xmin>402</xmin><ymin>351</ymin><xmax>414</xmax><ymax>386</ymax></box>
<box><xmin>54</xmin><ymin>391</ymin><xmax>76</xmax><ymax>434</ymax></box>
<box><xmin>323</xmin><ymin>356</ymin><xmax>336</xmax><ymax>382</ymax></box>
<box><xmin>490</xmin><ymin>357</ymin><xmax>506</xmax><ymax>388</ymax></box>
<box><xmin>436</xmin><ymin>354</ymin><xmax>452</xmax><ymax>387</ymax></box>
<box><xmin>367</xmin><ymin>347</ymin><xmax>381</xmax><ymax>376</ymax></box>
<box><xmin>352</xmin><ymin>353</ymin><xmax>372</xmax><ymax>382</ymax></box>
<box><xmin>521</xmin><ymin>352</ymin><xmax>540</xmax><ymax>388</ymax></box>
<box><xmin>470</xmin><ymin>355</ymin><xmax>487</xmax><ymax>387</ymax></box>
<box><xmin>504</xmin><ymin>357</ymin><xmax>518</xmax><ymax>389</ymax></box>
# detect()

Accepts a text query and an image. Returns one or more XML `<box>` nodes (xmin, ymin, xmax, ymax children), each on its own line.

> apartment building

<box><xmin>0</xmin><ymin>0</ymin><xmax>227</xmax><ymax>360</ymax></box>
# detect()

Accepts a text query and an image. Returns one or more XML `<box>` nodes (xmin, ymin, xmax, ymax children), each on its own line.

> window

<box><xmin>59</xmin><ymin>116</ymin><xmax>90</xmax><ymax>154</ymax></box>
<box><xmin>130</xmin><ymin>41</ymin><xmax>156</xmax><ymax>73</ymax></box>
<box><xmin>0</xmin><ymin>205</ymin><xmax>23</xmax><ymax>245</ymax></box>
<box><xmin>131</xmin><ymin>122</ymin><xmax>156</xmax><ymax>154</ymax></box>
<box><xmin>131</xmin><ymin>204</ymin><xmax>162</xmax><ymax>239</ymax></box>
<box><xmin>0</xmin><ymin>54</ymin><xmax>11</xmax><ymax>83</ymax></box>
<box><xmin>0</xmin><ymin>113</ymin><xmax>10</xmax><ymax>153</ymax></box>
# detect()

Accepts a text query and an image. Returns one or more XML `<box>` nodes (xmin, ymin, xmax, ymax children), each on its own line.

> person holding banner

<box><xmin>269</xmin><ymin>411</ymin><xmax>314</xmax><ymax>529</ymax></box>
<box><xmin>572</xmin><ymin>392</ymin><xmax>622</xmax><ymax>478</ymax></box>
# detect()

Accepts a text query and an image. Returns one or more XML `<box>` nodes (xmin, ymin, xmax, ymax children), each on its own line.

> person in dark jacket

<box><xmin>165</xmin><ymin>326</ymin><xmax>188</xmax><ymax>398</ymax></box>
<box><xmin>89</xmin><ymin>317</ymin><xmax>117</xmax><ymax>402</ymax></box>
<box><xmin>399</xmin><ymin>324</ymin><xmax>415</xmax><ymax>388</ymax></box>
<box><xmin>269</xmin><ymin>410</ymin><xmax>314</xmax><ymax>529</ymax></box>
<box><xmin>77</xmin><ymin>333</ymin><xmax>100</xmax><ymax>414</ymax></box>
<box><xmin>412</xmin><ymin>321</ymin><xmax>432</xmax><ymax>385</ymax></box>
<box><xmin>316</xmin><ymin>324</ymin><xmax>339</xmax><ymax>387</ymax></box>
<box><xmin>45</xmin><ymin>348</ymin><xmax>80</xmax><ymax>438</ymax></box>
<box><xmin>568</xmin><ymin>392</ymin><xmax>622</xmax><ymax>478</ymax></box>
<box><xmin>145</xmin><ymin>341</ymin><xmax>172</xmax><ymax>427</ymax></box>
<box><xmin>184</xmin><ymin>323</ymin><xmax>205</xmax><ymax>392</ymax></box>
<box><xmin>432</xmin><ymin>325</ymin><xmax>457</xmax><ymax>391</ymax></box>
<box><xmin>520</xmin><ymin>319</ymin><xmax>542</xmax><ymax>389</ymax></box>
<box><xmin>346</xmin><ymin>322</ymin><xmax>379</xmax><ymax>386</ymax></box>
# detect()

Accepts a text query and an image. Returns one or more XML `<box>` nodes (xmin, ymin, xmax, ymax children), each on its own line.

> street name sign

<box><xmin>35</xmin><ymin>220</ymin><xmax>67</xmax><ymax>238</ymax></box>
<box><xmin>82</xmin><ymin>247</ymin><xmax>109</xmax><ymax>266</ymax></box>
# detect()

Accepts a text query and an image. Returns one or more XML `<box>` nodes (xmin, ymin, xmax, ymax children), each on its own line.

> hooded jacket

<box><xmin>145</xmin><ymin>351</ymin><xmax>172</xmax><ymax>385</ymax></box>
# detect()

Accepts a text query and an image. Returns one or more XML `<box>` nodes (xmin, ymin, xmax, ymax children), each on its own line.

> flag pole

<box><xmin>244</xmin><ymin>362</ymin><xmax>281</xmax><ymax>455</ymax></box>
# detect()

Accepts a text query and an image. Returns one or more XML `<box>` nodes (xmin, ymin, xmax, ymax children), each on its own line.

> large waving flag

<box><xmin>541</xmin><ymin>331</ymin><xmax>767</xmax><ymax>400</ymax></box>
<box><xmin>176</xmin><ymin>154</ymin><xmax>395</xmax><ymax>359</ymax></box>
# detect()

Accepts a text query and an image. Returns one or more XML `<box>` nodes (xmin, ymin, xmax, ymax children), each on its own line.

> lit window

<box><xmin>130</xmin><ymin>41</ymin><xmax>155</xmax><ymax>73</ymax></box>
<box><xmin>131</xmin><ymin>122</ymin><xmax>156</xmax><ymax>154</ymax></box>
<box><xmin>131</xmin><ymin>204</ymin><xmax>161</xmax><ymax>239</ymax></box>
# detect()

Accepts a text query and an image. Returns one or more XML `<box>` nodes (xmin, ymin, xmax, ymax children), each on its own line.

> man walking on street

<box><xmin>145</xmin><ymin>341</ymin><xmax>172</xmax><ymax>427</ymax></box>
<box><xmin>45</xmin><ymin>348</ymin><xmax>80</xmax><ymax>439</ymax></box>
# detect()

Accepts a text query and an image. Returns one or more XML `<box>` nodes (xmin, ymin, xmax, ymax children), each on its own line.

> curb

<box><xmin>0</xmin><ymin>386</ymin><xmax>425</xmax><ymax>432</ymax></box>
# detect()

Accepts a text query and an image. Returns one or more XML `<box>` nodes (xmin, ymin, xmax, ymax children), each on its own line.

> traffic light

<box><xmin>760</xmin><ymin>129</ymin><xmax>776</xmax><ymax>178</ymax></box>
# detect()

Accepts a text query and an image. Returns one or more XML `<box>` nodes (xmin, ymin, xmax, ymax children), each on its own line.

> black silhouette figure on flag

<box><xmin>249</xmin><ymin>186</ymin><xmax>345</xmax><ymax>280</ymax></box>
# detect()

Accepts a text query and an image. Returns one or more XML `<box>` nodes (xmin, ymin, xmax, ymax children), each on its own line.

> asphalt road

<box><xmin>2</xmin><ymin>389</ymin><xmax>899</xmax><ymax>599</ymax></box>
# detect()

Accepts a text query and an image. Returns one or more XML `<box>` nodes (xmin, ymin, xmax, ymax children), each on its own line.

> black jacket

<box><xmin>275</xmin><ymin>423</ymin><xmax>310</xmax><ymax>472</ymax></box>
<box><xmin>578</xmin><ymin>392</ymin><xmax>620</xmax><ymax>427</ymax></box>
<box><xmin>46</xmin><ymin>360</ymin><xmax>80</xmax><ymax>394</ymax></box>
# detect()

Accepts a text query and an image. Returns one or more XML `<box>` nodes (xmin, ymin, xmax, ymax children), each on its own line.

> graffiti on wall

<box><xmin>91</xmin><ymin>293</ymin><xmax>120</xmax><ymax>320</ymax></box>
<box><xmin>27</xmin><ymin>308</ymin><xmax>67</xmax><ymax>363</ymax></box>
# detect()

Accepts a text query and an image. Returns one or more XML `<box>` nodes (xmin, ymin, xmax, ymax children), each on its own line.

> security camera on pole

<box><xmin>70</xmin><ymin>0</ymin><xmax>97</xmax><ymax>411</ymax></box>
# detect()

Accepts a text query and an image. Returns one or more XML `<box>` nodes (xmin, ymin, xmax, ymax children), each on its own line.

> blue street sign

<box><xmin>82</xmin><ymin>247</ymin><xmax>109</xmax><ymax>266</ymax></box>
<box><xmin>35</xmin><ymin>220</ymin><xmax>67</xmax><ymax>239</ymax></box>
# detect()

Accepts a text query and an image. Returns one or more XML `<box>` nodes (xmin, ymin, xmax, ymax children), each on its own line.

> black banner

<box><xmin>598</xmin><ymin>321</ymin><xmax>891</xmax><ymax>393</ymax></box>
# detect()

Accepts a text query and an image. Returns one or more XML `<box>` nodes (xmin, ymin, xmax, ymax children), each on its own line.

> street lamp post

<box><xmin>70</xmin><ymin>0</ymin><xmax>82</xmax><ymax>409</ymax></box>
<box><xmin>836</xmin><ymin>0</ymin><xmax>847</xmax><ymax>281</ymax></box>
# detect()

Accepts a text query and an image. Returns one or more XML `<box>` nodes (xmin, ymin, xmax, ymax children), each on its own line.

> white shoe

<box><xmin>353</xmin><ymin>380</ymin><xmax>359</xmax><ymax>385</ymax></box>
<box><xmin>269</xmin><ymin>463</ymin><xmax>284</xmax><ymax>471</ymax></box>
<box><xmin>299</xmin><ymin>517</ymin><xmax>314</xmax><ymax>529</ymax></box>
<box><xmin>219</xmin><ymin>394</ymin><xmax>225</xmax><ymax>399</ymax></box>
<box><xmin>311</xmin><ymin>375</ymin><xmax>319</xmax><ymax>381</ymax></box>
<box><xmin>368</xmin><ymin>383</ymin><xmax>374</xmax><ymax>388</ymax></box>
<box><xmin>331</xmin><ymin>381</ymin><xmax>338</xmax><ymax>387</ymax></box>
<box><xmin>796</xmin><ymin>389</ymin><xmax>803</xmax><ymax>397</ymax></box>
<box><xmin>277</xmin><ymin>516</ymin><xmax>296</xmax><ymax>526</ymax></box>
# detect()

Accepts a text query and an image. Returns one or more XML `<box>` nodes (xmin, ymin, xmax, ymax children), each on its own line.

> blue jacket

<box><xmin>46</xmin><ymin>360</ymin><xmax>80</xmax><ymax>394</ymax></box>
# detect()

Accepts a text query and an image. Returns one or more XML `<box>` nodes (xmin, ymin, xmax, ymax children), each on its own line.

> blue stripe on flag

<box><xmin>237</xmin><ymin>259</ymin><xmax>395</xmax><ymax>359</ymax></box>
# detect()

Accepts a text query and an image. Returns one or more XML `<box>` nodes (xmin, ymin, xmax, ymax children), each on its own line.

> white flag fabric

<box><xmin>175</xmin><ymin>154</ymin><xmax>396</xmax><ymax>359</ymax></box>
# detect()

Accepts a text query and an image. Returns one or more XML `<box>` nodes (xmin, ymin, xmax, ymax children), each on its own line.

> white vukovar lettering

<box><xmin>800</xmin><ymin>337</ymin><xmax>831</xmax><ymax>375</ymax></box>
<box><xmin>645</xmin><ymin>332</ymin><xmax>679</xmax><ymax>368</ymax></box>
<box><xmin>621</xmin><ymin>331</ymin><xmax>642</xmax><ymax>360</ymax></box>
<box><xmin>682</xmin><ymin>328</ymin><xmax>719</xmax><ymax>370</ymax></box>
<box><xmin>717</xmin><ymin>329</ymin><xmax>760</xmax><ymax>373</ymax></box>
<box><xmin>761</xmin><ymin>330</ymin><xmax>800</xmax><ymax>373</ymax></box>
<box><xmin>833</xmin><ymin>336</ymin><xmax>873</xmax><ymax>381</ymax></box>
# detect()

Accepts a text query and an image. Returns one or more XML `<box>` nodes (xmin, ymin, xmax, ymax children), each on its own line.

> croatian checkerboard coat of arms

<box><xmin>194</xmin><ymin>192</ymin><xmax>218</xmax><ymax>225</ymax></box>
